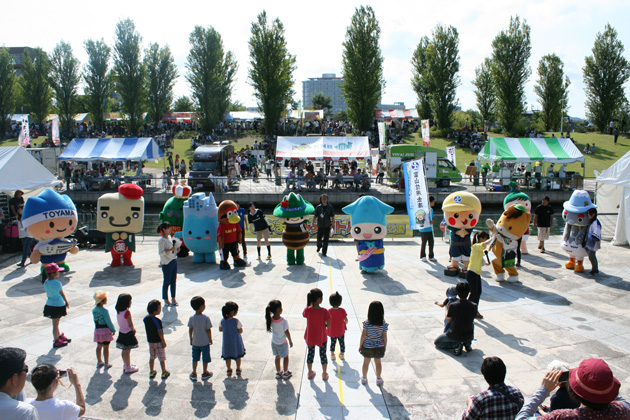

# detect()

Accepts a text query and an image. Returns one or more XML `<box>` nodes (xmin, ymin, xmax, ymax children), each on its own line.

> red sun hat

<box><xmin>569</xmin><ymin>358</ymin><xmax>620</xmax><ymax>404</ymax></box>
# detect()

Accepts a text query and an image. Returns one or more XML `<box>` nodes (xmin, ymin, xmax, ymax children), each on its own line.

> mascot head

<box><xmin>442</xmin><ymin>192</ymin><xmax>482</xmax><ymax>229</ymax></box>
<box><xmin>173</xmin><ymin>180</ymin><xmax>192</xmax><ymax>200</ymax></box>
<box><xmin>22</xmin><ymin>189</ymin><xmax>78</xmax><ymax>241</ymax></box>
<box><xmin>494</xmin><ymin>204</ymin><xmax>531</xmax><ymax>247</ymax></box>
<box><xmin>218</xmin><ymin>200</ymin><xmax>241</xmax><ymax>225</ymax></box>
<box><xmin>273</xmin><ymin>192</ymin><xmax>314</xmax><ymax>225</ymax></box>
<box><xmin>342</xmin><ymin>196</ymin><xmax>394</xmax><ymax>241</ymax></box>
<box><xmin>181</xmin><ymin>192</ymin><xmax>219</xmax><ymax>253</ymax></box>
<box><xmin>562</xmin><ymin>190</ymin><xmax>596</xmax><ymax>226</ymax></box>
<box><xmin>504</xmin><ymin>192</ymin><xmax>531</xmax><ymax>213</ymax></box>
<box><xmin>97</xmin><ymin>184</ymin><xmax>145</xmax><ymax>233</ymax></box>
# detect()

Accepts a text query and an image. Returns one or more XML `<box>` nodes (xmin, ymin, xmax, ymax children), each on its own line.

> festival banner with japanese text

<box><xmin>446</xmin><ymin>146</ymin><xmax>456</xmax><ymax>166</ymax></box>
<box><xmin>371</xmin><ymin>148</ymin><xmax>380</xmax><ymax>176</ymax></box>
<box><xmin>51</xmin><ymin>116</ymin><xmax>60</xmax><ymax>145</ymax></box>
<box><xmin>403</xmin><ymin>158</ymin><xmax>431</xmax><ymax>230</ymax></box>
<box><xmin>18</xmin><ymin>116</ymin><xmax>30</xmax><ymax>146</ymax></box>
<box><xmin>243</xmin><ymin>214</ymin><xmax>413</xmax><ymax>239</ymax></box>
<box><xmin>421</xmin><ymin>119</ymin><xmax>430</xmax><ymax>147</ymax></box>
<box><xmin>377</xmin><ymin>122</ymin><xmax>386</xmax><ymax>152</ymax></box>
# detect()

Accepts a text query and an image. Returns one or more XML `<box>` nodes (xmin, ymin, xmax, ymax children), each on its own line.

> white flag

<box><xmin>18</xmin><ymin>116</ymin><xmax>30</xmax><ymax>146</ymax></box>
<box><xmin>403</xmin><ymin>158</ymin><xmax>431</xmax><ymax>230</ymax></box>
<box><xmin>421</xmin><ymin>119</ymin><xmax>430</xmax><ymax>147</ymax></box>
<box><xmin>446</xmin><ymin>146</ymin><xmax>456</xmax><ymax>166</ymax></box>
<box><xmin>51</xmin><ymin>116</ymin><xmax>60</xmax><ymax>145</ymax></box>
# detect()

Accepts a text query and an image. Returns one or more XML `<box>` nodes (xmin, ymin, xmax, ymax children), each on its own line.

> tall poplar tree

<box><xmin>248</xmin><ymin>11</ymin><xmax>296</xmax><ymax>136</ymax></box>
<box><xmin>83</xmin><ymin>39</ymin><xmax>111</xmax><ymax>130</ymax></box>
<box><xmin>535</xmin><ymin>54</ymin><xmax>570</xmax><ymax>132</ymax></box>
<box><xmin>49</xmin><ymin>41</ymin><xmax>81</xmax><ymax>134</ymax></box>
<box><xmin>20</xmin><ymin>48</ymin><xmax>52</xmax><ymax>125</ymax></box>
<box><xmin>145</xmin><ymin>43</ymin><xmax>178</xmax><ymax>125</ymax></box>
<box><xmin>472</xmin><ymin>58</ymin><xmax>495</xmax><ymax>126</ymax></box>
<box><xmin>341</xmin><ymin>5</ymin><xmax>384</xmax><ymax>132</ymax></box>
<box><xmin>491</xmin><ymin>16</ymin><xmax>531</xmax><ymax>135</ymax></box>
<box><xmin>0</xmin><ymin>48</ymin><xmax>16</xmax><ymax>138</ymax></box>
<box><xmin>112</xmin><ymin>18</ymin><xmax>146</xmax><ymax>135</ymax></box>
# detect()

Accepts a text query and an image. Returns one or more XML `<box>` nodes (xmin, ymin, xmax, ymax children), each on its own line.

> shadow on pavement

<box><xmin>110</xmin><ymin>375</ymin><xmax>138</xmax><ymax>411</ymax></box>
<box><xmin>476</xmin><ymin>321</ymin><xmax>538</xmax><ymax>356</ymax></box>
<box><xmin>141</xmin><ymin>379</ymin><xmax>167</xmax><ymax>416</ymax></box>
<box><xmin>361</xmin><ymin>270</ymin><xmax>418</xmax><ymax>296</ymax></box>
<box><xmin>85</xmin><ymin>370</ymin><xmax>113</xmax><ymax>405</ymax></box>
<box><xmin>275</xmin><ymin>380</ymin><xmax>297</xmax><ymax>416</ymax></box>
<box><xmin>222</xmin><ymin>377</ymin><xmax>249</xmax><ymax>410</ymax></box>
<box><xmin>90</xmin><ymin>267</ymin><xmax>142</xmax><ymax>288</ymax></box>
<box><xmin>191</xmin><ymin>381</ymin><xmax>216</xmax><ymax>418</ymax></box>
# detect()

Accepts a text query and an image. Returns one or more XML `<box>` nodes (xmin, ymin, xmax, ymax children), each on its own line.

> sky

<box><xmin>3</xmin><ymin>0</ymin><xmax>630</xmax><ymax>120</ymax></box>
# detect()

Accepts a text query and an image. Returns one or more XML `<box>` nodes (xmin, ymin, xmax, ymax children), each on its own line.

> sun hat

<box><xmin>446</xmin><ymin>286</ymin><xmax>457</xmax><ymax>298</ymax></box>
<box><xmin>563</xmin><ymin>190</ymin><xmax>596</xmax><ymax>214</ymax></box>
<box><xmin>273</xmin><ymin>192</ymin><xmax>314</xmax><ymax>219</ymax></box>
<box><xmin>44</xmin><ymin>263</ymin><xmax>61</xmax><ymax>274</ymax></box>
<box><xmin>442</xmin><ymin>192</ymin><xmax>482</xmax><ymax>214</ymax></box>
<box><xmin>569</xmin><ymin>358</ymin><xmax>620</xmax><ymax>404</ymax></box>
<box><xmin>93</xmin><ymin>291</ymin><xmax>108</xmax><ymax>305</ymax></box>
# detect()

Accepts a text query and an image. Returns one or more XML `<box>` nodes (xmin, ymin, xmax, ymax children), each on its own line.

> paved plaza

<box><xmin>1</xmin><ymin>234</ymin><xmax>629</xmax><ymax>419</ymax></box>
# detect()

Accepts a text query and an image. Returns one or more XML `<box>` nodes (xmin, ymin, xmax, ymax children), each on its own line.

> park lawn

<box><xmin>403</xmin><ymin>131</ymin><xmax>629</xmax><ymax>178</ymax></box>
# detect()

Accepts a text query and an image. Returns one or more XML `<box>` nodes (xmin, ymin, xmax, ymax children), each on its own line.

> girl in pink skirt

<box><xmin>92</xmin><ymin>291</ymin><xmax>116</xmax><ymax>368</ymax></box>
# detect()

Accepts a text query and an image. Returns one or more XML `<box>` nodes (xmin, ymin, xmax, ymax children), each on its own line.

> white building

<box><xmin>302</xmin><ymin>73</ymin><xmax>347</xmax><ymax>116</ymax></box>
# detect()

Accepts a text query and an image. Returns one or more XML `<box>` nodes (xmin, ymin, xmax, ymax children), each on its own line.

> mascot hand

<box><xmin>486</xmin><ymin>219</ymin><xmax>495</xmax><ymax>229</ymax></box>
<box><xmin>174</xmin><ymin>231</ymin><xmax>182</xmax><ymax>239</ymax></box>
<box><xmin>217</xmin><ymin>236</ymin><xmax>224</xmax><ymax>249</ymax></box>
<box><xmin>69</xmin><ymin>246</ymin><xmax>79</xmax><ymax>255</ymax></box>
<box><xmin>30</xmin><ymin>249</ymin><xmax>41</xmax><ymax>264</ymax></box>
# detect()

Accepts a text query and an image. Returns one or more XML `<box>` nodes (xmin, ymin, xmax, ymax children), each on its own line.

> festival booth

<box><xmin>59</xmin><ymin>138</ymin><xmax>164</xmax><ymax>162</ymax></box>
<box><xmin>0</xmin><ymin>147</ymin><xmax>62</xmax><ymax>193</ymax></box>
<box><xmin>477</xmin><ymin>137</ymin><xmax>585</xmax><ymax>190</ymax></box>
<box><xmin>595</xmin><ymin>151</ymin><xmax>630</xmax><ymax>245</ymax></box>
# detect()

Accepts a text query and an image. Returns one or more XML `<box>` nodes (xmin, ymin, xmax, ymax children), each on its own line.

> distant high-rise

<box><xmin>302</xmin><ymin>73</ymin><xmax>347</xmax><ymax>116</ymax></box>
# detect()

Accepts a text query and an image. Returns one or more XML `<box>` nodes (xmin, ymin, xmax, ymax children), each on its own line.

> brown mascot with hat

<box><xmin>273</xmin><ymin>192</ymin><xmax>314</xmax><ymax>265</ymax></box>
<box><xmin>217</xmin><ymin>200</ymin><xmax>247</xmax><ymax>270</ymax></box>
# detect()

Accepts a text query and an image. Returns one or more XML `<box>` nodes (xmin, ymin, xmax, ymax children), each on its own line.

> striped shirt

<box><xmin>282</xmin><ymin>223</ymin><xmax>309</xmax><ymax>250</ymax></box>
<box><xmin>362</xmin><ymin>320</ymin><xmax>388</xmax><ymax>348</ymax></box>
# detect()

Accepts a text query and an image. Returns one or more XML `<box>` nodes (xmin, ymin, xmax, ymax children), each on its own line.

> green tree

<box><xmin>472</xmin><ymin>57</ymin><xmax>495</xmax><ymax>126</ymax></box>
<box><xmin>145</xmin><ymin>43</ymin><xmax>178</xmax><ymax>124</ymax></box>
<box><xmin>583</xmin><ymin>24</ymin><xmax>630</xmax><ymax>133</ymax></box>
<box><xmin>20</xmin><ymin>48</ymin><xmax>52</xmax><ymax>125</ymax></box>
<box><xmin>411</xmin><ymin>24</ymin><xmax>460</xmax><ymax>132</ymax></box>
<box><xmin>186</xmin><ymin>26</ymin><xmax>238</xmax><ymax>134</ymax></box>
<box><xmin>83</xmin><ymin>39</ymin><xmax>111</xmax><ymax>130</ymax></box>
<box><xmin>172</xmin><ymin>95</ymin><xmax>194</xmax><ymax>112</ymax></box>
<box><xmin>311</xmin><ymin>92</ymin><xmax>332</xmax><ymax>117</ymax></box>
<box><xmin>341</xmin><ymin>5</ymin><xmax>384</xmax><ymax>132</ymax></box>
<box><xmin>0</xmin><ymin>48</ymin><xmax>16</xmax><ymax>138</ymax></box>
<box><xmin>49</xmin><ymin>41</ymin><xmax>81</xmax><ymax>135</ymax></box>
<box><xmin>112</xmin><ymin>18</ymin><xmax>146</xmax><ymax>135</ymax></box>
<box><xmin>248</xmin><ymin>11</ymin><xmax>296</xmax><ymax>136</ymax></box>
<box><xmin>335</xmin><ymin>110</ymin><xmax>349</xmax><ymax>121</ymax></box>
<box><xmin>491</xmin><ymin>16</ymin><xmax>531</xmax><ymax>135</ymax></box>
<box><xmin>227</xmin><ymin>100</ymin><xmax>246</xmax><ymax>112</ymax></box>
<box><xmin>534</xmin><ymin>54</ymin><xmax>570</xmax><ymax>132</ymax></box>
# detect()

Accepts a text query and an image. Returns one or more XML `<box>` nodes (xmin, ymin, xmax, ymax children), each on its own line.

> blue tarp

<box><xmin>59</xmin><ymin>138</ymin><xmax>164</xmax><ymax>161</ymax></box>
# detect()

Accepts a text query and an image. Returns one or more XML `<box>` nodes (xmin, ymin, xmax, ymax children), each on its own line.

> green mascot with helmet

<box><xmin>273</xmin><ymin>192</ymin><xmax>314</xmax><ymax>265</ymax></box>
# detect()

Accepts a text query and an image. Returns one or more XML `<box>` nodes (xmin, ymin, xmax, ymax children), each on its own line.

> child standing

<box><xmin>42</xmin><ymin>263</ymin><xmax>70</xmax><ymax>348</ymax></box>
<box><xmin>359</xmin><ymin>301</ymin><xmax>388</xmax><ymax>386</ymax></box>
<box><xmin>143</xmin><ymin>299</ymin><xmax>169</xmax><ymax>379</ymax></box>
<box><xmin>115</xmin><ymin>293</ymin><xmax>139</xmax><ymax>374</ymax></box>
<box><xmin>467</xmin><ymin>231</ymin><xmax>491</xmax><ymax>319</ymax></box>
<box><xmin>327</xmin><ymin>292</ymin><xmax>348</xmax><ymax>362</ymax></box>
<box><xmin>265</xmin><ymin>300</ymin><xmax>293</xmax><ymax>379</ymax></box>
<box><xmin>157</xmin><ymin>222</ymin><xmax>180</xmax><ymax>307</ymax></box>
<box><xmin>188</xmin><ymin>296</ymin><xmax>213</xmax><ymax>381</ymax></box>
<box><xmin>303</xmin><ymin>288</ymin><xmax>330</xmax><ymax>381</ymax></box>
<box><xmin>93</xmin><ymin>291</ymin><xmax>115</xmax><ymax>368</ymax></box>
<box><xmin>219</xmin><ymin>301</ymin><xmax>245</xmax><ymax>376</ymax></box>
<box><xmin>585</xmin><ymin>208</ymin><xmax>601</xmax><ymax>276</ymax></box>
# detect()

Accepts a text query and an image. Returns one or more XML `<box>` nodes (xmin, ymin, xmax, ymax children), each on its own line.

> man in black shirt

<box><xmin>434</xmin><ymin>281</ymin><xmax>477</xmax><ymax>356</ymax></box>
<box><xmin>312</xmin><ymin>194</ymin><xmax>335</xmax><ymax>257</ymax></box>
<box><xmin>533</xmin><ymin>196</ymin><xmax>554</xmax><ymax>253</ymax></box>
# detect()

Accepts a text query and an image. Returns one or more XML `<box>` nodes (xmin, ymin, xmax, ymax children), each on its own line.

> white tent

<box><xmin>275</xmin><ymin>136</ymin><xmax>371</xmax><ymax>160</ymax></box>
<box><xmin>0</xmin><ymin>147</ymin><xmax>62</xmax><ymax>193</ymax></box>
<box><xmin>595</xmin><ymin>151</ymin><xmax>630</xmax><ymax>245</ymax></box>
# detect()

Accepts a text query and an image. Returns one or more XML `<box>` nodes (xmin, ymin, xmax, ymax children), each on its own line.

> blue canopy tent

<box><xmin>59</xmin><ymin>138</ymin><xmax>164</xmax><ymax>161</ymax></box>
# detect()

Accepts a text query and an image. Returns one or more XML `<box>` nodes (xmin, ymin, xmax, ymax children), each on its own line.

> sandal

<box><xmin>282</xmin><ymin>370</ymin><xmax>292</xmax><ymax>379</ymax></box>
<box><xmin>275</xmin><ymin>371</ymin><xmax>283</xmax><ymax>379</ymax></box>
<box><xmin>227</xmin><ymin>369</ymin><xmax>233</xmax><ymax>376</ymax></box>
<box><xmin>308</xmin><ymin>371</ymin><xmax>316</xmax><ymax>380</ymax></box>
<box><xmin>235</xmin><ymin>369</ymin><xmax>242</xmax><ymax>376</ymax></box>
<box><xmin>322</xmin><ymin>372</ymin><xmax>329</xmax><ymax>381</ymax></box>
<box><xmin>444</xmin><ymin>266</ymin><xmax>460</xmax><ymax>277</ymax></box>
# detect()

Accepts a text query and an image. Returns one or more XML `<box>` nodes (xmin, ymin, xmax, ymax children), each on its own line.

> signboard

<box><xmin>446</xmin><ymin>146</ymin><xmax>456</xmax><ymax>166</ymax></box>
<box><xmin>425</xmin><ymin>152</ymin><xmax>437</xmax><ymax>178</ymax></box>
<box><xmin>421</xmin><ymin>119</ymin><xmax>430</xmax><ymax>147</ymax></box>
<box><xmin>403</xmin><ymin>158</ymin><xmax>431</xmax><ymax>230</ymax></box>
<box><xmin>378</xmin><ymin>122</ymin><xmax>386</xmax><ymax>151</ymax></box>
<box><xmin>243</xmin><ymin>214</ymin><xmax>413</xmax><ymax>239</ymax></box>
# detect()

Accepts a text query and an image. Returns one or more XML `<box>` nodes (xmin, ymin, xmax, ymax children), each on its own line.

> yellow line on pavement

<box><xmin>328</xmin><ymin>257</ymin><xmax>344</xmax><ymax>406</ymax></box>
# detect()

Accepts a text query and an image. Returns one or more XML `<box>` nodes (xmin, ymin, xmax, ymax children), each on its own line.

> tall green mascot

<box><xmin>273</xmin><ymin>192</ymin><xmax>314</xmax><ymax>265</ymax></box>
<box><xmin>159</xmin><ymin>180</ymin><xmax>191</xmax><ymax>257</ymax></box>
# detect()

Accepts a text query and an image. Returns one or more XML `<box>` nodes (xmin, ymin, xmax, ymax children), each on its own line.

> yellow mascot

<box><xmin>486</xmin><ymin>204</ymin><xmax>531</xmax><ymax>283</ymax></box>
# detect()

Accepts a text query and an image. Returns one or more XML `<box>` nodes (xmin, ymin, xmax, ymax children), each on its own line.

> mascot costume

<box><xmin>273</xmin><ymin>192</ymin><xmax>314</xmax><ymax>265</ymax></box>
<box><xmin>342</xmin><ymin>196</ymin><xmax>394</xmax><ymax>273</ymax></box>
<box><xmin>175</xmin><ymin>192</ymin><xmax>219</xmax><ymax>263</ymax></box>
<box><xmin>442</xmin><ymin>192</ymin><xmax>482</xmax><ymax>277</ymax></box>
<box><xmin>97</xmin><ymin>184</ymin><xmax>145</xmax><ymax>267</ymax></box>
<box><xmin>486</xmin><ymin>204</ymin><xmax>531</xmax><ymax>282</ymax></box>
<box><xmin>22</xmin><ymin>189</ymin><xmax>79</xmax><ymax>277</ymax></box>
<box><xmin>503</xmin><ymin>192</ymin><xmax>532</xmax><ymax>255</ymax></box>
<box><xmin>217</xmin><ymin>199</ymin><xmax>247</xmax><ymax>270</ymax></box>
<box><xmin>159</xmin><ymin>181</ymin><xmax>191</xmax><ymax>257</ymax></box>
<box><xmin>561</xmin><ymin>190</ymin><xmax>596</xmax><ymax>273</ymax></box>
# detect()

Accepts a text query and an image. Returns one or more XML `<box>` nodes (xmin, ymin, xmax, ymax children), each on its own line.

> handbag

<box><xmin>5</xmin><ymin>224</ymin><xmax>19</xmax><ymax>239</ymax></box>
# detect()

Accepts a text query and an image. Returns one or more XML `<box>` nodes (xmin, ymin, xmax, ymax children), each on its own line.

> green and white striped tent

<box><xmin>478</xmin><ymin>137</ymin><xmax>585</xmax><ymax>163</ymax></box>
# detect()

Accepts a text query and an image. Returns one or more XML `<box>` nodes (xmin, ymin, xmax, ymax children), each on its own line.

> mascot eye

<box><xmin>49</xmin><ymin>221</ymin><xmax>55</xmax><ymax>228</ymax></box>
<box><xmin>68</xmin><ymin>219</ymin><xmax>73</xmax><ymax>226</ymax></box>
<box><xmin>468</xmin><ymin>214</ymin><xmax>474</xmax><ymax>219</ymax></box>
<box><xmin>188</xmin><ymin>231</ymin><xmax>192</xmax><ymax>235</ymax></box>
<box><xmin>354</xmin><ymin>227</ymin><xmax>362</xmax><ymax>234</ymax></box>
<box><xmin>101</xmin><ymin>212</ymin><xmax>108</xmax><ymax>218</ymax></box>
<box><xmin>205</xmin><ymin>230</ymin><xmax>209</xmax><ymax>234</ymax></box>
<box><xmin>374</xmin><ymin>226</ymin><xmax>382</xmax><ymax>234</ymax></box>
<box><xmin>132</xmin><ymin>212</ymin><xmax>139</xmax><ymax>219</ymax></box>
<box><xmin>508</xmin><ymin>226</ymin><xmax>512</xmax><ymax>230</ymax></box>
<box><xmin>577</xmin><ymin>217</ymin><xmax>583</xmax><ymax>223</ymax></box>
<box><xmin>454</xmin><ymin>213</ymin><xmax>459</xmax><ymax>219</ymax></box>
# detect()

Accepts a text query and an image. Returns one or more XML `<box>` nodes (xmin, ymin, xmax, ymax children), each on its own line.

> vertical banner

<box><xmin>421</xmin><ymin>119</ymin><xmax>430</xmax><ymax>147</ymax></box>
<box><xmin>377</xmin><ymin>121</ymin><xmax>386</xmax><ymax>151</ymax></box>
<box><xmin>18</xmin><ymin>116</ymin><xmax>30</xmax><ymax>147</ymax></box>
<box><xmin>51</xmin><ymin>116</ymin><xmax>60</xmax><ymax>145</ymax></box>
<box><xmin>371</xmin><ymin>148</ymin><xmax>380</xmax><ymax>176</ymax></box>
<box><xmin>446</xmin><ymin>146</ymin><xmax>456</xmax><ymax>166</ymax></box>
<box><xmin>403</xmin><ymin>158</ymin><xmax>431</xmax><ymax>230</ymax></box>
